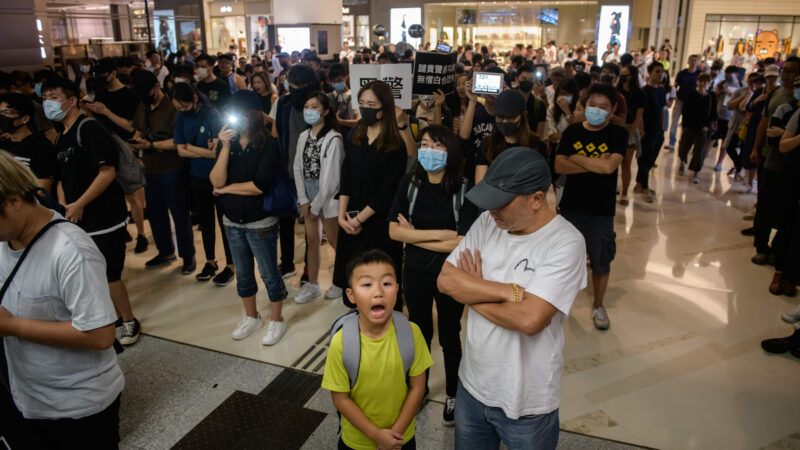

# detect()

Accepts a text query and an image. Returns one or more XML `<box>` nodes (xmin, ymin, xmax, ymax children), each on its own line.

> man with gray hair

<box><xmin>438</xmin><ymin>147</ymin><xmax>587</xmax><ymax>449</ymax></box>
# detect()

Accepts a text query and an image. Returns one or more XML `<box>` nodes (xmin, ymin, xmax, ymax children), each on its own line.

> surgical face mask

<box><xmin>562</xmin><ymin>94</ymin><xmax>574</xmax><ymax>104</ymax></box>
<box><xmin>175</xmin><ymin>77</ymin><xmax>189</xmax><ymax>84</ymax></box>
<box><xmin>585</xmin><ymin>106</ymin><xmax>609</xmax><ymax>126</ymax></box>
<box><xmin>34</xmin><ymin>82</ymin><xmax>43</xmax><ymax>98</ymax></box>
<box><xmin>419</xmin><ymin>95</ymin><xmax>435</xmax><ymax>108</ymax></box>
<box><xmin>303</xmin><ymin>108</ymin><xmax>322</xmax><ymax>125</ymax></box>
<box><xmin>725</xmin><ymin>76</ymin><xmax>734</xmax><ymax>84</ymax></box>
<box><xmin>359</xmin><ymin>107</ymin><xmax>381</xmax><ymax>126</ymax></box>
<box><xmin>80</xmin><ymin>64</ymin><xmax>90</xmax><ymax>74</ymax></box>
<box><xmin>197</xmin><ymin>67</ymin><xmax>209</xmax><ymax>80</ymax></box>
<box><xmin>794</xmin><ymin>87</ymin><xmax>800</xmax><ymax>101</ymax></box>
<box><xmin>43</xmin><ymin>99</ymin><xmax>71</xmax><ymax>122</ymax></box>
<box><xmin>332</xmin><ymin>82</ymin><xmax>347</xmax><ymax>92</ymax></box>
<box><xmin>417</xmin><ymin>147</ymin><xmax>448</xmax><ymax>173</ymax></box>
<box><xmin>496</xmin><ymin>120</ymin><xmax>520</xmax><ymax>137</ymax></box>
<box><xmin>518</xmin><ymin>80</ymin><xmax>534</xmax><ymax>93</ymax></box>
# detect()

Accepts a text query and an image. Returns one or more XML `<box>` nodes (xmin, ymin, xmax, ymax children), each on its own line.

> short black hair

<box><xmin>196</xmin><ymin>54</ymin><xmax>215</xmax><ymax>65</ymax></box>
<box><xmin>510</xmin><ymin>55</ymin><xmax>524</xmax><ymax>66</ymax></box>
<box><xmin>517</xmin><ymin>63</ymin><xmax>534</xmax><ymax>78</ymax></box>
<box><xmin>0</xmin><ymin>93</ymin><xmax>35</xmax><ymax>118</ymax></box>
<box><xmin>173</xmin><ymin>63</ymin><xmax>195</xmax><ymax>79</ymax></box>
<box><xmin>305</xmin><ymin>55</ymin><xmax>321</xmax><ymax>65</ymax></box>
<box><xmin>33</xmin><ymin>69</ymin><xmax>56</xmax><ymax>84</ymax></box>
<box><xmin>345</xmin><ymin>249</ymin><xmax>397</xmax><ymax>288</ymax></box>
<box><xmin>218</xmin><ymin>54</ymin><xmax>233</xmax><ymax>63</ymax></box>
<box><xmin>287</xmin><ymin>64</ymin><xmax>320</xmax><ymax>89</ymax></box>
<box><xmin>724</xmin><ymin>65</ymin><xmax>738</xmax><ymax>75</ymax></box>
<box><xmin>601</xmin><ymin>62</ymin><xmax>620</xmax><ymax>76</ymax></box>
<box><xmin>42</xmin><ymin>76</ymin><xmax>79</xmax><ymax>99</ymax></box>
<box><xmin>146</xmin><ymin>50</ymin><xmax>158</xmax><ymax>58</ymax></box>
<box><xmin>647</xmin><ymin>61</ymin><xmax>664</xmax><ymax>73</ymax></box>
<box><xmin>377</xmin><ymin>52</ymin><xmax>398</xmax><ymax>63</ymax></box>
<box><xmin>117</xmin><ymin>56</ymin><xmax>134</xmax><ymax>68</ymax></box>
<box><xmin>328</xmin><ymin>63</ymin><xmax>347</xmax><ymax>81</ymax></box>
<box><xmin>574</xmin><ymin>71</ymin><xmax>591</xmax><ymax>91</ymax></box>
<box><xmin>132</xmin><ymin>69</ymin><xmax>158</xmax><ymax>98</ymax></box>
<box><xmin>10</xmin><ymin>71</ymin><xmax>33</xmax><ymax>88</ymax></box>
<box><xmin>586</xmin><ymin>83</ymin><xmax>618</xmax><ymax>107</ymax></box>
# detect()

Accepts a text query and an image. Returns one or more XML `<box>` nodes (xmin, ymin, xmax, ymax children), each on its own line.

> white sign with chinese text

<box><xmin>350</xmin><ymin>63</ymin><xmax>413</xmax><ymax>110</ymax></box>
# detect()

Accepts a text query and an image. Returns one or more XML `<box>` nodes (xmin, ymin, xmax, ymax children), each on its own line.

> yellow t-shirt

<box><xmin>322</xmin><ymin>321</ymin><xmax>433</xmax><ymax>450</ymax></box>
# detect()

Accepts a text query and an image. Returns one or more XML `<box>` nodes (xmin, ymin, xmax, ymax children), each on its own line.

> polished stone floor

<box><xmin>119</xmin><ymin>144</ymin><xmax>800</xmax><ymax>450</ymax></box>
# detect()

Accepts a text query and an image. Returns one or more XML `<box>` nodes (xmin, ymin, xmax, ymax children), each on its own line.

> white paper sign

<box><xmin>349</xmin><ymin>63</ymin><xmax>413</xmax><ymax>110</ymax></box>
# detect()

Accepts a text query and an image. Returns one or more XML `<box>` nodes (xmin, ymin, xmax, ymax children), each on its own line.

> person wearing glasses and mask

<box><xmin>195</xmin><ymin>54</ymin><xmax>232</xmax><ymax>111</ymax></box>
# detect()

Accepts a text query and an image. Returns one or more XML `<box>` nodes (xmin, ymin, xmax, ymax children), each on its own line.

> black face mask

<box><xmin>0</xmin><ymin>116</ymin><xmax>22</xmax><ymax>133</ymax></box>
<box><xmin>496</xmin><ymin>121</ymin><xmax>520</xmax><ymax>137</ymax></box>
<box><xmin>290</xmin><ymin>85</ymin><xmax>314</xmax><ymax>109</ymax></box>
<box><xmin>359</xmin><ymin>107</ymin><xmax>381</xmax><ymax>126</ymax></box>
<box><xmin>518</xmin><ymin>80</ymin><xmax>534</xmax><ymax>93</ymax></box>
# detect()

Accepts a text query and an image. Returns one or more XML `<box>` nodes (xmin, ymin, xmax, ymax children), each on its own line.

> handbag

<box><xmin>262</xmin><ymin>167</ymin><xmax>300</xmax><ymax>218</ymax></box>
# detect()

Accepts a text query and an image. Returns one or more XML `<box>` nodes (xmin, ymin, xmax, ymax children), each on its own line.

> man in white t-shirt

<box><xmin>0</xmin><ymin>151</ymin><xmax>124</xmax><ymax>447</ymax></box>
<box><xmin>742</xmin><ymin>47</ymin><xmax>759</xmax><ymax>75</ymax></box>
<box><xmin>438</xmin><ymin>147</ymin><xmax>587</xmax><ymax>449</ymax></box>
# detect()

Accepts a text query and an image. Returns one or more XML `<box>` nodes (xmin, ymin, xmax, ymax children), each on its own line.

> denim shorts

<box><xmin>304</xmin><ymin>178</ymin><xmax>320</xmax><ymax>203</ymax></box>
<box><xmin>560</xmin><ymin>210</ymin><xmax>616</xmax><ymax>275</ymax></box>
<box><xmin>224</xmin><ymin>224</ymin><xmax>288</xmax><ymax>301</ymax></box>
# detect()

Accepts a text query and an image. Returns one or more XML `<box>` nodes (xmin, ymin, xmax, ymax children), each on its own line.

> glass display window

<box><xmin>211</xmin><ymin>16</ymin><xmax>246</xmax><ymax>54</ymax></box>
<box><xmin>702</xmin><ymin>14</ymin><xmax>800</xmax><ymax>64</ymax></box>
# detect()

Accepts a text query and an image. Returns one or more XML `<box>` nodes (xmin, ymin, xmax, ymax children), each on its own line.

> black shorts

<box><xmin>25</xmin><ymin>394</ymin><xmax>121</xmax><ymax>449</ymax></box>
<box><xmin>560</xmin><ymin>210</ymin><xmax>616</xmax><ymax>275</ymax></box>
<box><xmin>91</xmin><ymin>227</ymin><xmax>127</xmax><ymax>282</ymax></box>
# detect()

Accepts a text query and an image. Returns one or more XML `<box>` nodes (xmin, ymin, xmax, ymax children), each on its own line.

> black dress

<box><xmin>332</xmin><ymin>132</ymin><xmax>407</xmax><ymax>308</ymax></box>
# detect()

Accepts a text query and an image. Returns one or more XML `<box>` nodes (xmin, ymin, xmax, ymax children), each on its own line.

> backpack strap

<box><xmin>406</xmin><ymin>178</ymin><xmax>420</xmax><ymax>225</ymax></box>
<box><xmin>340</xmin><ymin>313</ymin><xmax>361</xmax><ymax>391</ymax></box>
<box><xmin>391</xmin><ymin>310</ymin><xmax>415</xmax><ymax>377</ymax></box>
<box><xmin>75</xmin><ymin>116</ymin><xmax>96</xmax><ymax>148</ymax></box>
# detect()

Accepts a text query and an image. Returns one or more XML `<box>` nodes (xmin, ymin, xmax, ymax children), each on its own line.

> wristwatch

<box><xmin>397</xmin><ymin>123</ymin><xmax>408</xmax><ymax>131</ymax></box>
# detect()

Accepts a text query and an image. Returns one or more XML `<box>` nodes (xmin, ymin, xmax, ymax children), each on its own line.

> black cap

<box><xmin>466</xmin><ymin>147</ymin><xmax>551</xmax><ymax>210</ymax></box>
<box><xmin>494</xmin><ymin>90</ymin><xmax>525</xmax><ymax>117</ymax></box>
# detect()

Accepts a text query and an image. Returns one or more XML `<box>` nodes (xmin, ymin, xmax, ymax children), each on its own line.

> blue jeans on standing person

<box><xmin>225</xmin><ymin>224</ymin><xmax>288</xmax><ymax>301</ymax></box>
<box><xmin>145</xmin><ymin>172</ymin><xmax>195</xmax><ymax>259</ymax></box>
<box><xmin>668</xmin><ymin>98</ymin><xmax>684</xmax><ymax>148</ymax></box>
<box><xmin>455</xmin><ymin>381</ymin><xmax>559</xmax><ymax>450</ymax></box>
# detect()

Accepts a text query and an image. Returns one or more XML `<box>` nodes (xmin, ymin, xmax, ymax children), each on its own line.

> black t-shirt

<box><xmin>198</xmin><ymin>78</ymin><xmax>232</xmax><ymax>110</ymax></box>
<box><xmin>54</xmin><ymin>115</ymin><xmax>127</xmax><ymax>233</ymax></box>
<box><xmin>642</xmin><ymin>85</ymin><xmax>667</xmax><ymax>135</ymax></box>
<box><xmin>524</xmin><ymin>93</ymin><xmax>547</xmax><ymax>134</ymax></box>
<box><xmin>463</xmin><ymin>103</ymin><xmax>494</xmax><ymax>184</ymax></box>
<box><xmin>388</xmin><ymin>174</ymin><xmax>479</xmax><ymax>269</ymax></box>
<box><xmin>0</xmin><ymin>133</ymin><xmax>56</xmax><ymax>180</ymax></box>
<box><xmin>476</xmin><ymin>136</ymin><xmax>548</xmax><ymax>167</ymax></box>
<box><xmin>557</xmin><ymin>122</ymin><xmax>628</xmax><ymax>217</ymax></box>
<box><xmin>619</xmin><ymin>87</ymin><xmax>644</xmax><ymax>124</ymax></box>
<box><xmin>94</xmin><ymin>86</ymin><xmax>139</xmax><ymax>140</ymax></box>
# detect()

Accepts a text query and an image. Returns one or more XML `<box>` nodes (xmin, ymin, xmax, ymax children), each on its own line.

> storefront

<box><xmin>204</xmin><ymin>0</ymin><xmax>273</xmax><ymax>57</ymax></box>
<box><xmin>700</xmin><ymin>15</ymin><xmax>800</xmax><ymax>62</ymax></box>
<box><xmin>342</xmin><ymin>0</ymin><xmax>371</xmax><ymax>50</ymax></box>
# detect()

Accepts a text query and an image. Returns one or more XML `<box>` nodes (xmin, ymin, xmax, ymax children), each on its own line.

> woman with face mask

<box><xmin>331</xmin><ymin>80</ymin><xmax>408</xmax><ymax>308</ymax></box>
<box><xmin>172</xmin><ymin>83</ymin><xmax>234</xmax><ymax>286</ymax></box>
<box><xmin>475</xmin><ymin>89</ymin><xmax>546</xmax><ymax>184</ymax></box>
<box><xmin>414</xmin><ymin>89</ymin><xmax>450</xmax><ymax>131</ymax></box>
<box><xmin>292</xmin><ymin>92</ymin><xmax>345</xmax><ymax>303</ymax></box>
<box><xmin>544</xmin><ymin>78</ymin><xmax>580</xmax><ymax>191</ymax></box>
<box><xmin>616</xmin><ymin>64</ymin><xmax>645</xmax><ymax>206</ymax></box>
<box><xmin>388</xmin><ymin>124</ymin><xmax>478</xmax><ymax>426</ymax></box>
<box><xmin>210</xmin><ymin>91</ymin><xmax>289</xmax><ymax>346</ymax></box>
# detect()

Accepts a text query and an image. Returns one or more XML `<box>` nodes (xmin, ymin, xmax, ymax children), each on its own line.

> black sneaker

<box><xmin>119</xmin><ymin>318</ymin><xmax>141</xmax><ymax>346</ymax></box>
<box><xmin>761</xmin><ymin>328</ymin><xmax>800</xmax><ymax>354</ymax></box>
<box><xmin>134</xmin><ymin>235</ymin><xmax>148</xmax><ymax>254</ymax></box>
<box><xmin>182</xmin><ymin>257</ymin><xmax>196</xmax><ymax>275</ymax></box>
<box><xmin>443</xmin><ymin>397</ymin><xmax>455</xmax><ymax>427</ymax></box>
<box><xmin>751</xmin><ymin>253</ymin><xmax>769</xmax><ymax>266</ymax></box>
<box><xmin>123</xmin><ymin>229</ymin><xmax>133</xmax><ymax>243</ymax></box>
<box><xmin>145</xmin><ymin>253</ymin><xmax>177</xmax><ymax>269</ymax></box>
<box><xmin>280</xmin><ymin>263</ymin><xmax>297</xmax><ymax>279</ymax></box>
<box><xmin>213</xmin><ymin>267</ymin><xmax>235</xmax><ymax>286</ymax></box>
<box><xmin>196</xmin><ymin>262</ymin><xmax>218</xmax><ymax>281</ymax></box>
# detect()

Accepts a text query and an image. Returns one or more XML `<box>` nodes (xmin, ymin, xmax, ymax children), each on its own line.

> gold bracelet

<box><xmin>511</xmin><ymin>283</ymin><xmax>521</xmax><ymax>303</ymax></box>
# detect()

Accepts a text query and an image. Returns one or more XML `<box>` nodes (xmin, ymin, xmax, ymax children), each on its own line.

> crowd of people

<box><xmin>1</xmin><ymin>35</ymin><xmax>799</xmax><ymax>449</ymax></box>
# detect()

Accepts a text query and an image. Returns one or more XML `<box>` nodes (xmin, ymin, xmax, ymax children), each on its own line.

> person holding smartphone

<box><xmin>210</xmin><ymin>90</ymin><xmax>289</xmax><ymax>345</ymax></box>
<box><xmin>515</xmin><ymin>65</ymin><xmax>547</xmax><ymax>139</ymax></box>
<box><xmin>458</xmin><ymin>70</ymin><xmax>499</xmax><ymax>184</ymax></box>
<box><xmin>332</xmin><ymin>81</ymin><xmax>408</xmax><ymax>308</ymax></box>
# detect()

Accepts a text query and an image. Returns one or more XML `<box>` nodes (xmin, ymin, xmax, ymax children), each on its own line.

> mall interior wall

<box><xmin>0</xmin><ymin>0</ymin><xmax>54</xmax><ymax>72</ymax></box>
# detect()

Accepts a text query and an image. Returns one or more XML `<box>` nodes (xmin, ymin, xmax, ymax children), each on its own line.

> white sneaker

<box><xmin>294</xmin><ymin>283</ymin><xmax>322</xmax><ymax>304</ymax></box>
<box><xmin>232</xmin><ymin>315</ymin><xmax>263</xmax><ymax>340</ymax></box>
<box><xmin>592</xmin><ymin>307</ymin><xmax>610</xmax><ymax>330</ymax></box>
<box><xmin>782</xmin><ymin>304</ymin><xmax>800</xmax><ymax>324</ymax></box>
<box><xmin>262</xmin><ymin>320</ymin><xmax>286</xmax><ymax>346</ymax></box>
<box><xmin>325</xmin><ymin>285</ymin><xmax>343</xmax><ymax>299</ymax></box>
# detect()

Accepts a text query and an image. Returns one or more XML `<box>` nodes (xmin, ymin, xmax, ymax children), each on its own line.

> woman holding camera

<box><xmin>293</xmin><ymin>92</ymin><xmax>345</xmax><ymax>303</ymax></box>
<box><xmin>331</xmin><ymin>80</ymin><xmax>408</xmax><ymax>308</ymax></box>
<box><xmin>210</xmin><ymin>90</ymin><xmax>289</xmax><ymax>346</ymax></box>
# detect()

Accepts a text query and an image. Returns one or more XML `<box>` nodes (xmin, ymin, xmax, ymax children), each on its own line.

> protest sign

<box><xmin>349</xmin><ymin>63</ymin><xmax>413</xmax><ymax>110</ymax></box>
<box><xmin>413</xmin><ymin>52</ymin><xmax>458</xmax><ymax>95</ymax></box>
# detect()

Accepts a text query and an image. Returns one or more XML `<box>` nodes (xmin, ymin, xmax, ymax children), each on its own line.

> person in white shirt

<box><xmin>742</xmin><ymin>47</ymin><xmax>759</xmax><ymax>75</ymax></box>
<box><xmin>146</xmin><ymin>50</ymin><xmax>169</xmax><ymax>86</ymax></box>
<box><xmin>340</xmin><ymin>41</ymin><xmax>355</xmax><ymax>63</ymax></box>
<box><xmin>438</xmin><ymin>147</ymin><xmax>587</xmax><ymax>450</ymax></box>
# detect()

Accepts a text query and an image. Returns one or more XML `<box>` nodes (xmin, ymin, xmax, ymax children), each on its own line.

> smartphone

<box><xmin>533</xmin><ymin>64</ymin><xmax>548</xmax><ymax>84</ymax></box>
<box><xmin>436</xmin><ymin>42</ymin><xmax>452</xmax><ymax>53</ymax></box>
<box><xmin>127</xmin><ymin>139</ymin><xmax>139</xmax><ymax>144</ymax></box>
<box><xmin>347</xmin><ymin>210</ymin><xmax>359</xmax><ymax>219</ymax></box>
<box><xmin>472</xmin><ymin>72</ymin><xmax>504</xmax><ymax>95</ymax></box>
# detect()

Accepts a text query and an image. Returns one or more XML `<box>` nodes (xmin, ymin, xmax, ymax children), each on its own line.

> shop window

<box><xmin>702</xmin><ymin>14</ymin><xmax>800</xmax><ymax>64</ymax></box>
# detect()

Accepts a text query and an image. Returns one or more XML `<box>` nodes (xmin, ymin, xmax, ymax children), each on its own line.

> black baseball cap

<box><xmin>466</xmin><ymin>147</ymin><xmax>551</xmax><ymax>210</ymax></box>
<box><xmin>494</xmin><ymin>90</ymin><xmax>525</xmax><ymax>117</ymax></box>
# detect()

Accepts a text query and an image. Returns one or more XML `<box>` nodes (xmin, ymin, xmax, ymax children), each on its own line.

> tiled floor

<box><xmin>118</xmin><ymin>144</ymin><xmax>800</xmax><ymax>450</ymax></box>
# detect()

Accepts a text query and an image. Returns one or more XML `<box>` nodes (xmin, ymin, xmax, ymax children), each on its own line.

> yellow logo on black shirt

<box><xmin>573</xmin><ymin>141</ymin><xmax>609</xmax><ymax>158</ymax></box>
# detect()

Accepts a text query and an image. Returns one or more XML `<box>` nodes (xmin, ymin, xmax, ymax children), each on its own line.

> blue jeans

<box><xmin>225</xmin><ymin>224</ymin><xmax>288</xmax><ymax>301</ymax></box>
<box><xmin>145</xmin><ymin>172</ymin><xmax>195</xmax><ymax>259</ymax></box>
<box><xmin>455</xmin><ymin>381</ymin><xmax>559</xmax><ymax>450</ymax></box>
<box><xmin>668</xmin><ymin>98</ymin><xmax>683</xmax><ymax>147</ymax></box>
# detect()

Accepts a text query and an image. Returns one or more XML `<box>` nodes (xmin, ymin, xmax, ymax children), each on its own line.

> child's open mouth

<box><xmin>370</xmin><ymin>304</ymin><xmax>386</xmax><ymax>319</ymax></box>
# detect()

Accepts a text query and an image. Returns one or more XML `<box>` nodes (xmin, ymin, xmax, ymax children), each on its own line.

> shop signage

<box><xmin>412</xmin><ymin>52</ymin><xmax>457</xmax><ymax>95</ymax></box>
<box><xmin>220</xmin><ymin>5</ymin><xmax>232</xmax><ymax>12</ymax></box>
<box><xmin>350</xmin><ymin>64</ymin><xmax>413</xmax><ymax>110</ymax></box>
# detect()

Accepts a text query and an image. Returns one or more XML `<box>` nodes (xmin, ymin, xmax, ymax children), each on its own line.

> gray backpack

<box><xmin>76</xmin><ymin>117</ymin><xmax>146</xmax><ymax>195</ymax></box>
<box><xmin>407</xmin><ymin>176</ymin><xmax>468</xmax><ymax>225</ymax></box>
<box><xmin>329</xmin><ymin>310</ymin><xmax>415</xmax><ymax>390</ymax></box>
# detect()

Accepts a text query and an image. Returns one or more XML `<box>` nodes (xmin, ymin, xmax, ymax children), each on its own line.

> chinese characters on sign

<box><xmin>413</xmin><ymin>52</ymin><xmax>458</xmax><ymax>95</ymax></box>
<box><xmin>350</xmin><ymin>63</ymin><xmax>413</xmax><ymax>109</ymax></box>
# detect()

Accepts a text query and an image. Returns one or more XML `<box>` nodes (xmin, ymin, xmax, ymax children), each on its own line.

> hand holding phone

<box><xmin>472</xmin><ymin>72</ymin><xmax>503</xmax><ymax>95</ymax></box>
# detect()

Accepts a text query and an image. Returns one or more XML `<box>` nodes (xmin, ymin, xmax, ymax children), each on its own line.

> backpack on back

<box><xmin>406</xmin><ymin>176</ymin><xmax>468</xmax><ymax>226</ymax></box>
<box><xmin>328</xmin><ymin>309</ymin><xmax>415</xmax><ymax>390</ymax></box>
<box><xmin>76</xmin><ymin>117</ymin><xmax>145</xmax><ymax>195</ymax></box>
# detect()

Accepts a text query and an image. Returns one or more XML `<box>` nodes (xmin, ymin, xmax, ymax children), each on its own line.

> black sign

<box><xmin>413</xmin><ymin>52</ymin><xmax>458</xmax><ymax>95</ymax></box>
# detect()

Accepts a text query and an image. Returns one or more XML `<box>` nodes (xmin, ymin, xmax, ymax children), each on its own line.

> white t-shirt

<box><xmin>446</xmin><ymin>212</ymin><xmax>587</xmax><ymax>419</ymax></box>
<box><xmin>0</xmin><ymin>213</ymin><xmax>124</xmax><ymax>419</ymax></box>
<box><xmin>743</xmin><ymin>54</ymin><xmax>759</xmax><ymax>74</ymax></box>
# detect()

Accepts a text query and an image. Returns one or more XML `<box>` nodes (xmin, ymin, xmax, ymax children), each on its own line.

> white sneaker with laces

<box><xmin>294</xmin><ymin>283</ymin><xmax>322</xmax><ymax>304</ymax></box>
<box><xmin>592</xmin><ymin>306</ymin><xmax>610</xmax><ymax>330</ymax></box>
<box><xmin>325</xmin><ymin>285</ymin><xmax>343</xmax><ymax>299</ymax></box>
<box><xmin>232</xmin><ymin>315</ymin><xmax>263</xmax><ymax>340</ymax></box>
<box><xmin>262</xmin><ymin>320</ymin><xmax>287</xmax><ymax>346</ymax></box>
<box><xmin>782</xmin><ymin>304</ymin><xmax>800</xmax><ymax>324</ymax></box>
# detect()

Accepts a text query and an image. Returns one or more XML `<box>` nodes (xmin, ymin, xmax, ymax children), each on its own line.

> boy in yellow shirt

<box><xmin>322</xmin><ymin>249</ymin><xmax>433</xmax><ymax>450</ymax></box>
